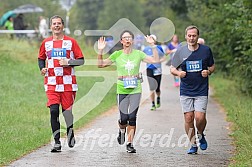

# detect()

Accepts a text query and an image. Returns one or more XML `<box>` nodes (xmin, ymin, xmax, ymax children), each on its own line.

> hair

<box><xmin>172</xmin><ymin>34</ymin><xmax>179</xmax><ymax>41</ymax></box>
<box><xmin>7</xmin><ymin>16</ymin><xmax>12</xmax><ymax>21</ymax></box>
<box><xmin>185</xmin><ymin>25</ymin><xmax>199</xmax><ymax>35</ymax></box>
<box><xmin>120</xmin><ymin>30</ymin><xmax>134</xmax><ymax>39</ymax></box>
<box><xmin>197</xmin><ymin>38</ymin><xmax>205</xmax><ymax>45</ymax></box>
<box><xmin>49</xmin><ymin>15</ymin><xmax>64</xmax><ymax>26</ymax></box>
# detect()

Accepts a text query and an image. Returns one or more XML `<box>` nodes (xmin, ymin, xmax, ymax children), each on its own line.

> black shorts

<box><xmin>146</xmin><ymin>68</ymin><xmax>162</xmax><ymax>92</ymax></box>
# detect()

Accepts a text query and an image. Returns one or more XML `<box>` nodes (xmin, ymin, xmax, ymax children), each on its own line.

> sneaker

<box><xmin>117</xmin><ymin>129</ymin><xmax>125</xmax><ymax>145</ymax></box>
<box><xmin>187</xmin><ymin>146</ymin><xmax>198</xmax><ymax>154</ymax></box>
<box><xmin>67</xmin><ymin>129</ymin><xmax>76</xmax><ymax>148</ymax></box>
<box><xmin>199</xmin><ymin>134</ymin><xmax>208</xmax><ymax>150</ymax></box>
<box><xmin>126</xmin><ymin>143</ymin><xmax>136</xmax><ymax>153</ymax></box>
<box><xmin>51</xmin><ymin>142</ymin><xmax>61</xmax><ymax>152</ymax></box>
<box><xmin>151</xmin><ymin>105</ymin><xmax>156</xmax><ymax>111</ymax></box>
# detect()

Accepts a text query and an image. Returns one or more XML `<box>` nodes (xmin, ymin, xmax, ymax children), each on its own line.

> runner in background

<box><xmin>166</xmin><ymin>34</ymin><xmax>180</xmax><ymax>87</ymax></box>
<box><xmin>143</xmin><ymin>34</ymin><xmax>165</xmax><ymax>110</ymax></box>
<box><xmin>197</xmin><ymin>37</ymin><xmax>205</xmax><ymax>45</ymax></box>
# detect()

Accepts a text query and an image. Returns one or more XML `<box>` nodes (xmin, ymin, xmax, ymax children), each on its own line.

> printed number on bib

<box><xmin>186</xmin><ymin>60</ymin><xmax>202</xmax><ymax>72</ymax></box>
<box><xmin>123</xmin><ymin>78</ymin><xmax>138</xmax><ymax>88</ymax></box>
<box><xmin>51</xmin><ymin>48</ymin><xmax>66</xmax><ymax>58</ymax></box>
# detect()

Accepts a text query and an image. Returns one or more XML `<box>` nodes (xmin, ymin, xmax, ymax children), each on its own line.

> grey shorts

<box><xmin>180</xmin><ymin>96</ymin><xmax>208</xmax><ymax>113</ymax></box>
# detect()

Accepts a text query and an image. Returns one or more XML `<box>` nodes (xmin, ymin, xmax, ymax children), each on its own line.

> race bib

<box><xmin>123</xmin><ymin>77</ymin><xmax>138</xmax><ymax>88</ymax></box>
<box><xmin>186</xmin><ymin>60</ymin><xmax>202</xmax><ymax>72</ymax></box>
<box><xmin>51</xmin><ymin>48</ymin><xmax>66</xmax><ymax>58</ymax></box>
<box><xmin>153</xmin><ymin>68</ymin><xmax>162</xmax><ymax>76</ymax></box>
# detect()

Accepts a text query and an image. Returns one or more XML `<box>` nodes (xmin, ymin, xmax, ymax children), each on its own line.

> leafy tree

<box><xmin>186</xmin><ymin>0</ymin><xmax>252</xmax><ymax>96</ymax></box>
<box><xmin>138</xmin><ymin>0</ymin><xmax>190</xmax><ymax>42</ymax></box>
<box><xmin>186</xmin><ymin>0</ymin><xmax>239</xmax><ymax>72</ymax></box>
<box><xmin>97</xmin><ymin>0</ymin><xmax>145</xmax><ymax>32</ymax></box>
<box><xmin>232</xmin><ymin>0</ymin><xmax>252</xmax><ymax>95</ymax></box>
<box><xmin>70</xmin><ymin>0</ymin><xmax>104</xmax><ymax>31</ymax></box>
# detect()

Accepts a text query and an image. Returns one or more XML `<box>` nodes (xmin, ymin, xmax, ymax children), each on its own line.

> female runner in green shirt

<box><xmin>97</xmin><ymin>30</ymin><xmax>161</xmax><ymax>153</ymax></box>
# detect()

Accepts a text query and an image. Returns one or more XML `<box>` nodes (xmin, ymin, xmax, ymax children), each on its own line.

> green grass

<box><xmin>0</xmin><ymin>38</ymin><xmax>116</xmax><ymax>166</ymax></box>
<box><xmin>210</xmin><ymin>73</ymin><xmax>252</xmax><ymax>166</ymax></box>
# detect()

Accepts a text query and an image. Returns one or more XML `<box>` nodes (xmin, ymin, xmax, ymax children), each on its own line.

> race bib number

<box><xmin>153</xmin><ymin>68</ymin><xmax>162</xmax><ymax>76</ymax></box>
<box><xmin>123</xmin><ymin>78</ymin><xmax>138</xmax><ymax>88</ymax></box>
<box><xmin>51</xmin><ymin>48</ymin><xmax>66</xmax><ymax>58</ymax></box>
<box><xmin>186</xmin><ymin>60</ymin><xmax>202</xmax><ymax>72</ymax></box>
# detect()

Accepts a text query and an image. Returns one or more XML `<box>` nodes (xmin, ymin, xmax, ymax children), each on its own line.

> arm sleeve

<box><xmin>38</xmin><ymin>41</ymin><xmax>46</xmax><ymax>70</ymax></box>
<box><xmin>68</xmin><ymin>58</ymin><xmax>84</xmax><ymax>66</ymax></box>
<box><xmin>38</xmin><ymin>58</ymin><xmax>45</xmax><ymax>70</ymax></box>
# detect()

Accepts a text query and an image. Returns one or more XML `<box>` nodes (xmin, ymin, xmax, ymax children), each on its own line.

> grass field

<box><xmin>210</xmin><ymin>73</ymin><xmax>252</xmax><ymax>166</ymax></box>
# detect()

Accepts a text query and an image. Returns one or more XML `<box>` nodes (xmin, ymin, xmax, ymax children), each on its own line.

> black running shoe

<box><xmin>126</xmin><ymin>143</ymin><xmax>136</xmax><ymax>153</ymax></box>
<box><xmin>67</xmin><ymin>128</ymin><xmax>76</xmax><ymax>148</ymax></box>
<box><xmin>117</xmin><ymin>129</ymin><xmax>125</xmax><ymax>145</ymax></box>
<box><xmin>51</xmin><ymin>142</ymin><xmax>61</xmax><ymax>152</ymax></box>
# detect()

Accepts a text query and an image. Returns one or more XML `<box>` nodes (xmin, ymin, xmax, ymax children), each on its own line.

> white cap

<box><xmin>150</xmin><ymin>34</ymin><xmax>157</xmax><ymax>41</ymax></box>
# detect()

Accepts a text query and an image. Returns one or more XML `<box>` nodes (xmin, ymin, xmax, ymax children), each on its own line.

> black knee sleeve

<box><xmin>119</xmin><ymin>117</ymin><xmax>128</xmax><ymax>126</ymax></box>
<box><xmin>128</xmin><ymin>117</ymin><xmax>136</xmax><ymax>126</ymax></box>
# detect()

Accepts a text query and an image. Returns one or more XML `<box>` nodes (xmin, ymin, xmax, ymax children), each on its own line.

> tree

<box><xmin>186</xmin><ymin>0</ymin><xmax>252</xmax><ymax>96</ymax></box>
<box><xmin>97</xmin><ymin>0</ymin><xmax>145</xmax><ymax>32</ymax></box>
<box><xmin>70</xmin><ymin>0</ymin><xmax>103</xmax><ymax>31</ymax></box>
<box><xmin>232</xmin><ymin>0</ymin><xmax>252</xmax><ymax>95</ymax></box>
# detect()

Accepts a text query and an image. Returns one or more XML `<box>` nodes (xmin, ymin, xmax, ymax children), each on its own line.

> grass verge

<box><xmin>210</xmin><ymin>73</ymin><xmax>252</xmax><ymax>166</ymax></box>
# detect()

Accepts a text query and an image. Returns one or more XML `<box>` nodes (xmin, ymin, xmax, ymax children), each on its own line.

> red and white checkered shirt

<box><xmin>38</xmin><ymin>36</ymin><xmax>84</xmax><ymax>92</ymax></box>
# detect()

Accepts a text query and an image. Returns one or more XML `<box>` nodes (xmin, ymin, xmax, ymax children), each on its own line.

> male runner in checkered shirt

<box><xmin>38</xmin><ymin>15</ymin><xmax>84</xmax><ymax>152</ymax></box>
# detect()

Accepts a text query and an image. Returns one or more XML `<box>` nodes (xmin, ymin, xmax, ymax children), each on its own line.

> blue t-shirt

<box><xmin>167</xmin><ymin>42</ymin><xmax>178</xmax><ymax>50</ymax></box>
<box><xmin>143</xmin><ymin>45</ymin><xmax>164</xmax><ymax>70</ymax></box>
<box><xmin>171</xmin><ymin>44</ymin><xmax>214</xmax><ymax>96</ymax></box>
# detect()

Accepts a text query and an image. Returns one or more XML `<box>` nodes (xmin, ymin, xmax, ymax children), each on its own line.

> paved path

<box><xmin>8</xmin><ymin>63</ymin><xmax>234</xmax><ymax>167</ymax></box>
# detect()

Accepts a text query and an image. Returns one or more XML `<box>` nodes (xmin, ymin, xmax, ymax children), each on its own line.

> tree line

<box><xmin>186</xmin><ymin>0</ymin><xmax>252</xmax><ymax>96</ymax></box>
<box><xmin>71</xmin><ymin>0</ymin><xmax>252</xmax><ymax>96</ymax></box>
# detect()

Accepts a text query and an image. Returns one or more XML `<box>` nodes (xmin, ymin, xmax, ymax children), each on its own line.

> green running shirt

<box><xmin>109</xmin><ymin>49</ymin><xmax>146</xmax><ymax>94</ymax></box>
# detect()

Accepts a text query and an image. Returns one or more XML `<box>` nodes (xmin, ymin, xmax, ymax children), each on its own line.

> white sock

<box><xmin>197</xmin><ymin>133</ymin><xmax>203</xmax><ymax>139</ymax></box>
<box><xmin>191</xmin><ymin>144</ymin><xmax>197</xmax><ymax>147</ymax></box>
